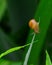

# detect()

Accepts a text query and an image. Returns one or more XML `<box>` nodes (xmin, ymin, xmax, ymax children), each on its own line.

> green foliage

<box><xmin>23</xmin><ymin>34</ymin><xmax>36</xmax><ymax>65</ymax></box>
<box><xmin>0</xmin><ymin>0</ymin><xmax>52</xmax><ymax>65</ymax></box>
<box><xmin>46</xmin><ymin>50</ymin><xmax>52</xmax><ymax>65</ymax></box>
<box><xmin>0</xmin><ymin>43</ymin><xmax>30</xmax><ymax>59</ymax></box>
<box><xmin>24</xmin><ymin>0</ymin><xmax>52</xmax><ymax>65</ymax></box>
<box><xmin>0</xmin><ymin>0</ymin><xmax>6</xmax><ymax>20</ymax></box>
<box><xmin>0</xmin><ymin>59</ymin><xmax>22</xmax><ymax>65</ymax></box>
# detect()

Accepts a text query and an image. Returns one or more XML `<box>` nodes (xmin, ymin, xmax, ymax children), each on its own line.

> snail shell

<box><xmin>29</xmin><ymin>19</ymin><xmax>39</xmax><ymax>33</ymax></box>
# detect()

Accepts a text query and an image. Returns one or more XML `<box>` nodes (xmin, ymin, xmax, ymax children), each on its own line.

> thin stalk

<box><xmin>23</xmin><ymin>33</ymin><xmax>36</xmax><ymax>65</ymax></box>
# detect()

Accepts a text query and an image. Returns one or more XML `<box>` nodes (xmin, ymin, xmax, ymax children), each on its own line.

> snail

<box><xmin>29</xmin><ymin>19</ymin><xmax>39</xmax><ymax>33</ymax></box>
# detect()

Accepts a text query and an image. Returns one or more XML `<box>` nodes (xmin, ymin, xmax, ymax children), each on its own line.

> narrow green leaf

<box><xmin>46</xmin><ymin>50</ymin><xmax>52</xmax><ymax>65</ymax></box>
<box><xmin>0</xmin><ymin>0</ymin><xmax>6</xmax><ymax>20</ymax></box>
<box><xmin>24</xmin><ymin>0</ymin><xmax>52</xmax><ymax>65</ymax></box>
<box><xmin>0</xmin><ymin>43</ymin><xmax>30</xmax><ymax>59</ymax></box>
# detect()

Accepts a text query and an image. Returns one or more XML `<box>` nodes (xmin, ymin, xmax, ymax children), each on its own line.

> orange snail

<box><xmin>29</xmin><ymin>19</ymin><xmax>39</xmax><ymax>33</ymax></box>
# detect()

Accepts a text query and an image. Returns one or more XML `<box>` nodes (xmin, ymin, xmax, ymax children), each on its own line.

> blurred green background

<box><xmin>0</xmin><ymin>0</ymin><xmax>52</xmax><ymax>65</ymax></box>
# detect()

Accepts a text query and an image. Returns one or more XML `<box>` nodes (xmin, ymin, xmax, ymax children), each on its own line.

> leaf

<box><xmin>0</xmin><ymin>0</ymin><xmax>6</xmax><ymax>20</ymax></box>
<box><xmin>46</xmin><ymin>50</ymin><xmax>52</xmax><ymax>65</ymax></box>
<box><xmin>24</xmin><ymin>0</ymin><xmax>52</xmax><ymax>65</ymax></box>
<box><xmin>0</xmin><ymin>43</ymin><xmax>30</xmax><ymax>59</ymax></box>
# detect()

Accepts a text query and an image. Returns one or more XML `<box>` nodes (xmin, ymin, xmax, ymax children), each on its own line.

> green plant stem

<box><xmin>23</xmin><ymin>33</ymin><xmax>35</xmax><ymax>65</ymax></box>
